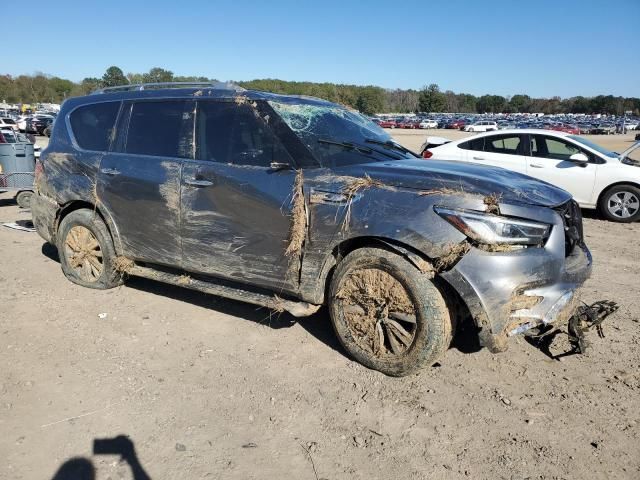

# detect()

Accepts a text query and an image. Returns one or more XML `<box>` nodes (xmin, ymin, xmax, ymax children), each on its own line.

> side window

<box><xmin>532</xmin><ymin>136</ymin><xmax>585</xmax><ymax>161</ymax></box>
<box><xmin>196</xmin><ymin>101</ymin><xmax>292</xmax><ymax>167</ymax></box>
<box><xmin>459</xmin><ymin>137</ymin><xmax>484</xmax><ymax>151</ymax></box>
<box><xmin>70</xmin><ymin>102</ymin><xmax>120</xmax><ymax>151</ymax></box>
<box><xmin>484</xmin><ymin>134</ymin><xmax>522</xmax><ymax>154</ymax></box>
<box><xmin>125</xmin><ymin>101</ymin><xmax>193</xmax><ymax>158</ymax></box>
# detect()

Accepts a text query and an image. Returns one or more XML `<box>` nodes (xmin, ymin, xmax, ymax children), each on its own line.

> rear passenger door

<box><xmin>98</xmin><ymin>100</ymin><xmax>194</xmax><ymax>266</ymax></box>
<box><xmin>180</xmin><ymin>100</ymin><xmax>298</xmax><ymax>292</ymax></box>
<box><xmin>461</xmin><ymin>133</ymin><xmax>527</xmax><ymax>174</ymax></box>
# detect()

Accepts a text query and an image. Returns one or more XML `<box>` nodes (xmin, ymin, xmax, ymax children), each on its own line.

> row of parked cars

<box><xmin>0</xmin><ymin>111</ymin><xmax>57</xmax><ymax>136</ymax></box>
<box><xmin>374</xmin><ymin>114</ymin><xmax>639</xmax><ymax>135</ymax></box>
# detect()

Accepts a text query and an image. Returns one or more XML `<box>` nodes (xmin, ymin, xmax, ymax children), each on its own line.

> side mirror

<box><xmin>569</xmin><ymin>153</ymin><xmax>589</xmax><ymax>164</ymax></box>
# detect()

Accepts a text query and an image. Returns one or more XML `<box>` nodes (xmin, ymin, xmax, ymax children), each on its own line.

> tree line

<box><xmin>1</xmin><ymin>66</ymin><xmax>638</xmax><ymax>116</ymax></box>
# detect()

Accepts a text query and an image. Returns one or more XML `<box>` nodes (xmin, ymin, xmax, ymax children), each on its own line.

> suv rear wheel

<box><xmin>328</xmin><ymin>247</ymin><xmax>453</xmax><ymax>376</ymax></box>
<box><xmin>599</xmin><ymin>184</ymin><xmax>640</xmax><ymax>222</ymax></box>
<box><xmin>57</xmin><ymin>209</ymin><xmax>123</xmax><ymax>289</ymax></box>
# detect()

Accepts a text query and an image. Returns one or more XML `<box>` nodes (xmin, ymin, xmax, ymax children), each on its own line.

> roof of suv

<box><xmin>63</xmin><ymin>82</ymin><xmax>336</xmax><ymax>110</ymax></box>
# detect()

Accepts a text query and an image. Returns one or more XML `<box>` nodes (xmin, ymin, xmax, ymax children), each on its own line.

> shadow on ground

<box><xmin>40</xmin><ymin>241</ymin><xmax>489</xmax><ymax>362</ymax></box>
<box><xmin>51</xmin><ymin>435</ymin><xmax>150</xmax><ymax>480</ymax></box>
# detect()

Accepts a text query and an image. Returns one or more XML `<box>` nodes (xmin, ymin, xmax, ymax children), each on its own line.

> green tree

<box><xmin>509</xmin><ymin>94</ymin><xmax>532</xmax><ymax>113</ymax></box>
<box><xmin>142</xmin><ymin>67</ymin><xmax>174</xmax><ymax>83</ymax></box>
<box><xmin>418</xmin><ymin>84</ymin><xmax>446</xmax><ymax>112</ymax></box>
<box><xmin>101</xmin><ymin>66</ymin><xmax>128</xmax><ymax>87</ymax></box>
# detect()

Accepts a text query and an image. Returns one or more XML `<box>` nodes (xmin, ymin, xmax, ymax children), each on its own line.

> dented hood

<box><xmin>335</xmin><ymin>159</ymin><xmax>572</xmax><ymax>208</ymax></box>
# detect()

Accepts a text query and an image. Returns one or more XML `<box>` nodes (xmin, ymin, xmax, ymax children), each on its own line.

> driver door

<box><xmin>180</xmin><ymin>100</ymin><xmax>299</xmax><ymax>292</ymax></box>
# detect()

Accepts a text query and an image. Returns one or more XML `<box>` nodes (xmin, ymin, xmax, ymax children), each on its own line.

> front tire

<box><xmin>599</xmin><ymin>185</ymin><xmax>640</xmax><ymax>222</ymax></box>
<box><xmin>328</xmin><ymin>248</ymin><xmax>453</xmax><ymax>376</ymax></box>
<box><xmin>57</xmin><ymin>209</ymin><xmax>123</xmax><ymax>289</ymax></box>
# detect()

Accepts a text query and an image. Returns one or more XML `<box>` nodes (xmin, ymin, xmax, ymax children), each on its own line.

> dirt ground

<box><xmin>1</xmin><ymin>133</ymin><xmax>639</xmax><ymax>480</ymax></box>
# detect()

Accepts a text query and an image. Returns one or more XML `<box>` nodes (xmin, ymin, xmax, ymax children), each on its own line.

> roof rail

<box><xmin>91</xmin><ymin>81</ymin><xmax>246</xmax><ymax>94</ymax></box>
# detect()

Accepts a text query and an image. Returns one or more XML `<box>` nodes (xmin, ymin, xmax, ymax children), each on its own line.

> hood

<box><xmin>334</xmin><ymin>159</ymin><xmax>572</xmax><ymax>208</ymax></box>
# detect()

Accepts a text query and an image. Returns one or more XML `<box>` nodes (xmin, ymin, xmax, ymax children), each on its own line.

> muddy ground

<box><xmin>0</xmin><ymin>133</ymin><xmax>639</xmax><ymax>479</ymax></box>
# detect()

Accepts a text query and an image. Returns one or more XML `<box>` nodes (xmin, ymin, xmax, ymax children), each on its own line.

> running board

<box><xmin>129</xmin><ymin>265</ymin><xmax>321</xmax><ymax>317</ymax></box>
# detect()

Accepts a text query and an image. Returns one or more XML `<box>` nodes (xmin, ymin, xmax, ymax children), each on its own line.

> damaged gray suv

<box><xmin>31</xmin><ymin>82</ymin><xmax>591</xmax><ymax>376</ymax></box>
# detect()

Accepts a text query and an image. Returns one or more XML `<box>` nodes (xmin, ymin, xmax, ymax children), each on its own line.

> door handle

<box><xmin>184</xmin><ymin>178</ymin><xmax>213</xmax><ymax>187</ymax></box>
<box><xmin>100</xmin><ymin>168</ymin><xmax>121</xmax><ymax>176</ymax></box>
<box><xmin>530</xmin><ymin>163</ymin><xmax>544</xmax><ymax>168</ymax></box>
<box><xmin>472</xmin><ymin>156</ymin><xmax>485</xmax><ymax>160</ymax></box>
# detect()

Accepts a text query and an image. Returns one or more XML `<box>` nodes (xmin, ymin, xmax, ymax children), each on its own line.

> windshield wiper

<box><xmin>318</xmin><ymin>138</ymin><xmax>402</xmax><ymax>160</ymax></box>
<box><xmin>364</xmin><ymin>138</ymin><xmax>419</xmax><ymax>158</ymax></box>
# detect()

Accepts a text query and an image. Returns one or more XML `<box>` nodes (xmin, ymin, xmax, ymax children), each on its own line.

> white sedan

<box><xmin>421</xmin><ymin>129</ymin><xmax>640</xmax><ymax>222</ymax></box>
<box><xmin>418</xmin><ymin>119</ymin><xmax>438</xmax><ymax>129</ymax></box>
<box><xmin>463</xmin><ymin>121</ymin><xmax>498</xmax><ymax>132</ymax></box>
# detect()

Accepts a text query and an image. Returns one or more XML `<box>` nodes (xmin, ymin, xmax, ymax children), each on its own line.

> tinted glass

<box><xmin>196</xmin><ymin>101</ymin><xmax>292</xmax><ymax>167</ymax></box>
<box><xmin>485</xmin><ymin>134</ymin><xmax>522</xmax><ymax>154</ymax></box>
<box><xmin>126</xmin><ymin>101</ymin><xmax>193</xmax><ymax>158</ymax></box>
<box><xmin>459</xmin><ymin>137</ymin><xmax>484</xmax><ymax>151</ymax></box>
<box><xmin>70</xmin><ymin>102</ymin><xmax>120</xmax><ymax>151</ymax></box>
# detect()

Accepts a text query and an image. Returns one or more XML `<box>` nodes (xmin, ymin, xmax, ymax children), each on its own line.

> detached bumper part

<box><xmin>508</xmin><ymin>290</ymin><xmax>575</xmax><ymax>336</ymax></box>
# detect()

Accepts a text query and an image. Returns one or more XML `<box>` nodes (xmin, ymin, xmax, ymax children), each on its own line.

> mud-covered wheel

<box><xmin>328</xmin><ymin>247</ymin><xmax>453</xmax><ymax>376</ymax></box>
<box><xmin>16</xmin><ymin>190</ymin><xmax>33</xmax><ymax>209</ymax></box>
<box><xmin>57</xmin><ymin>209</ymin><xmax>122</xmax><ymax>289</ymax></box>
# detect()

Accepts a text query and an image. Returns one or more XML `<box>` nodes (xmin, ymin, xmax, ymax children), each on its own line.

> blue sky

<box><xmin>8</xmin><ymin>0</ymin><xmax>639</xmax><ymax>97</ymax></box>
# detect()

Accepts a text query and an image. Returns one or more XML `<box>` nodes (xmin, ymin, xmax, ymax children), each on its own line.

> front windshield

<box><xmin>269</xmin><ymin>101</ymin><xmax>414</xmax><ymax>167</ymax></box>
<box><xmin>568</xmin><ymin>135</ymin><xmax>618</xmax><ymax>159</ymax></box>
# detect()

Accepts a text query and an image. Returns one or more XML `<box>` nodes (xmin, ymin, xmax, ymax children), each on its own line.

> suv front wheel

<box><xmin>328</xmin><ymin>247</ymin><xmax>453</xmax><ymax>376</ymax></box>
<box><xmin>57</xmin><ymin>209</ymin><xmax>123</xmax><ymax>289</ymax></box>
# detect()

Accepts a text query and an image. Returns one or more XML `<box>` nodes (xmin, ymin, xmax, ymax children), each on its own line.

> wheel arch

<box><xmin>596</xmin><ymin>181</ymin><xmax>640</xmax><ymax>208</ymax></box>
<box><xmin>55</xmin><ymin>200</ymin><xmax>123</xmax><ymax>254</ymax></box>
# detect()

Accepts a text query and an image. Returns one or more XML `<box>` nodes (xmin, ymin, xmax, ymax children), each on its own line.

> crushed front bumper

<box><xmin>441</xmin><ymin>201</ymin><xmax>592</xmax><ymax>353</ymax></box>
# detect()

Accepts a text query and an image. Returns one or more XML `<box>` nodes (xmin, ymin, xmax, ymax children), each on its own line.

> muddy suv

<box><xmin>31</xmin><ymin>82</ymin><xmax>592</xmax><ymax>376</ymax></box>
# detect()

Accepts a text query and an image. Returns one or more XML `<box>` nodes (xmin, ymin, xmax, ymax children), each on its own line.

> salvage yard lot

<box><xmin>1</xmin><ymin>133</ymin><xmax>639</xmax><ymax>479</ymax></box>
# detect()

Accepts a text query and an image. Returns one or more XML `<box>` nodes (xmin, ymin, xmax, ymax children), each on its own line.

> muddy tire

<box><xmin>16</xmin><ymin>191</ymin><xmax>33</xmax><ymax>209</ymax></box>
<box><xmin>57</xmin><ymin>209</ymin><xmax>123</xmax><ymax>289</ymax></box>
<box><xmin>328</xmin><ymin>247</ymin><xmax>453</xmax><ymax>376</ymax></box>
<box><xmin>598</xmin><ymin>184</ymin><xmax>640</xmax><ymax>223</ymax></box>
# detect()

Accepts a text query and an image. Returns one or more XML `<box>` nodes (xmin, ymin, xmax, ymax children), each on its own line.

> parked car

<box><xmin>463</xmin><ymin>121</ymin><xmax>498</xmax><ymax>132</ymax></box>
<box><xmin>422</xmin><ymin>129</ymin><xmax>640</xmax><ymax>222</ymax></box>
<box><xmin>0</xmin><ymin>117</ymin><xmax>19</xmax><ymax>132</ymax></box>
<box><xmin>31</xmin><ymin>83</ymin><xmax>592</xmax><ymax>376</ymax></box>
<box><xmin>377</xmin><ymin>119</ymin><xmax>397</xmax><ymax>129</ymax></box>
<box><xmin>26</xmin><ymin>116</ymin><xmax>54</xmax><ymax>135</ymax></box>
<box><xmin>592</xmin><ymin>123</ymin><xmax>615</xmax><ymax>135</ymax></box>
<box><xmin>418</xmin><ymin>119</ymin><xmax>438</xmax><ymax>129</ymax></box>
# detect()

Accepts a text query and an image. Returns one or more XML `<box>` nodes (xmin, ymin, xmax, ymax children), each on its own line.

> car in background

<box><xmin>463</xmin><ymin>121</ymin><xmax>497</xmax><ymax>132</ymax></box>
<box><xmin>0</xmin><ymin>118</ymin><xmax>19</xmax><ymax>132</ymax></box>
<box><xmin>447</xmin><ymin>119</ymin><xmax>466</xmax><ymax>129</ymax></box>
<box><xmin>377</xmin><ymin>118</ymin><xmax>397</xmax><ymax>128</ymax></box>
<box><xmin>497</xmin><ymin>121</ymin><xmax>516</xmax><ymax>130</ymax></box>
<box><xmin>26</xmin><ymin>116</ymin><xmax>54</xmax><ymax>135</ymax></box>
<box><xmin>421</xmin><ymin>129</ymin><xmax>640</xmax><ymax>222</ymax></box>
<box><xmin>418</xmin><ymin>119</ymin><xmax>438</xmax><ymax>129</ymax></box>
<box><xmin>593</xmin><ymin>123</ymin><xmax>615</xmax><ymax>135</ymax></box>
<box><xmin>399</xmin><ymin>118</ymin><xmax>420</xmax><ymax>129</ymax></box>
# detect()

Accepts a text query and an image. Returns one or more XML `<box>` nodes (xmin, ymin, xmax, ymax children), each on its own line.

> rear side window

<box><xmin>459</xmin><ymin>137</ymin><xmax>484</xmax><ymax>151</ymax></box>
<box><xmin>485</xmin><ymin>134</ymin><xmax>522</xmax><ymax>154</ymax></box>
<box><xmin>125</xmin><ymin>101</ymin><xmax>193</xmax><ymax>158</ymax></box>
<box><xmin>70</xmin><ymin>102</ymin><xmax>120</xmax><ymax>151</ymax></box>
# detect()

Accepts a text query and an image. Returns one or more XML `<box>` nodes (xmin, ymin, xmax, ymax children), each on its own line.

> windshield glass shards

<box><xmin>269</xmin><ymin>101</ymin><xmax>415</xmax><ymax>167</ymax></box>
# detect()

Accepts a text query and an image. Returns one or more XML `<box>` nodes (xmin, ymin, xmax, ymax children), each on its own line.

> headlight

<box><xmin>435</xmin><ymin>207</ymin><xmax>551</xmax><ymax>245</ymax></box>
